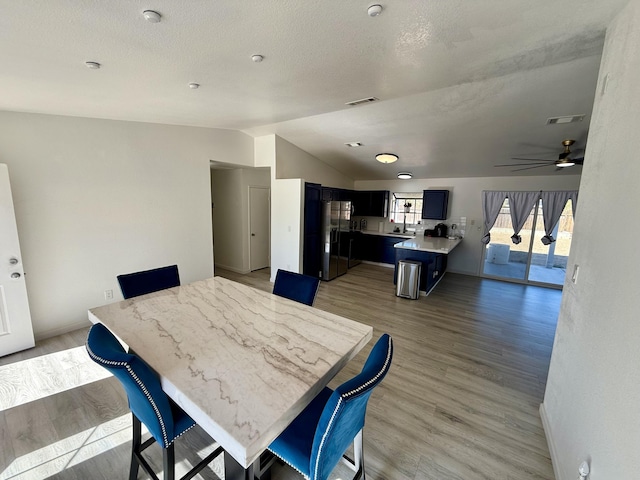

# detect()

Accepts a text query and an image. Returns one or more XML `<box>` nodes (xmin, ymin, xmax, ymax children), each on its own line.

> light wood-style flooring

<box><xmin>0</xmin><ymin>265</ymin><xmax>559</xmax><ymax>479</ymax></box>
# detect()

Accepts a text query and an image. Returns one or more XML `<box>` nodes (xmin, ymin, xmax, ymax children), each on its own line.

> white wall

<box><xmin>255</xmin><ymin>134</ymin><xmax>354</xmax><ymax>281</ymax></box>
<box><xmin>274</xmin><ymin>136</ymin><xmax>353</xmax><ymax>188</ymax></box>
<box><xmin>355</xmin><ymin>175</ymin><xmax>580</xmax><ymax>275</ymax></box>
<box><xmin>270</xmin><ymin>179</ymin><xmax>304</xmax><ymax>277</ymax></box>
<box><xmin>541</xmin><ymin>2</ymin><xmax>640</xmax><ymax>479</ymax></box>
<box><xmin>0</xmin><ymin>110</ymin><xmax>253</xmax><ymax>338</ymax></box>
<box><xmin>211</xmin><ymin>167</ymin><xmax>270</xmax><ymax>273</ymax></box>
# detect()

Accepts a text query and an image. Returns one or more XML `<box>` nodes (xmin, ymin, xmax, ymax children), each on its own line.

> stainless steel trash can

<box><xmin>396</xmin><ymin>260</ymin><xmax>422</xmax><ymax>299</ymax></box>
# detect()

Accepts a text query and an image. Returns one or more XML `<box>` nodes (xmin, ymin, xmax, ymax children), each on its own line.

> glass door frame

<box><xmin>480</xmin><ymin>199</ymin><xmax>564</xmax><ymax>290</ymax></box>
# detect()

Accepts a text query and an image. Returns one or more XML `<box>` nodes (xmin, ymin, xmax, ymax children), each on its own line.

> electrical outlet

<box><xmin>104</xmin><ymin>289</ymin><xmax>113</xmax><ymax>300</ymax></box>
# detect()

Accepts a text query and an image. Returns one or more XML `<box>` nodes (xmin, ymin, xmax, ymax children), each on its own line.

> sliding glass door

<box><xmin>481</xmin><ymin>199</ymin><xmax>574</xmax><ymax>287</ymax></box>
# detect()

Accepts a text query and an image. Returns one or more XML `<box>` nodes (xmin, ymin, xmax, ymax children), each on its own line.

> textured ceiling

<box><xmin>0</xmin><ymin>0</ymin><xmax>629</xmax><ymax>179</ymax></box>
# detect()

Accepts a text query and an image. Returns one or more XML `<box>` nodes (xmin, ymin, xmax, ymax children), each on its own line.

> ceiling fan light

<box><xmin>556</xmin><ymin>160</ymin><xmax>576</xmax><ymax>168</ymax></box>
<box><xmin>376</xmin><ymin>153</ymin><xmax>398</xmax><ymax>164</ymax></box>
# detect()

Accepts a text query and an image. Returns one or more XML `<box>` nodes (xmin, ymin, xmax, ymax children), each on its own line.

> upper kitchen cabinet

<box><xmin>353</xmin><ymin>190</ymin><xmax>389</xmax><ymax>217</ymax></box>
<box><xmin>321</xmin><ymin>187</ymin><xmax>352</xmax><ymax>202</ymax></box>
<box><xmin>422</xmin><ymin>190</ymin><xmax>449</xmax><ymax>220</ymax></box>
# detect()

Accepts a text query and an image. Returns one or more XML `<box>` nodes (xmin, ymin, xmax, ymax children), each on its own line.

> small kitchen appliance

<box><xmin>434</xmin><ymin>223</ymin><xmax>448</xmax><ymax>237</ymax></box>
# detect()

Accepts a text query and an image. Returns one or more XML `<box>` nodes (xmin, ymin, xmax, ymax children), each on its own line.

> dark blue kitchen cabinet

<box><xmin>422</xmin><ymin>190</ymin><xmax>449</xmax><ymax>220</ymax></box>
<box><xmin>353</xmin><ymin>190</ymin><xmax>389</xmax><ymax>217</ymax></box>
<box><xmin>394</xmin><ymin>249</ymin><xmax>447</xmax><ymax>293</ymax></box>
<box><xmin>303</xmin><ymin>183</ymin><xmax>323</xmax><ymax>277</ymax></box>
<box><xmin>360</xmin><ymin>234</ymin><xmax>402</xmax><ymax>264</ymax></box>
<box><xmin>381</xmin><ymin>237</ymin><xmax>400</xmax><ymax>264</ymax></box>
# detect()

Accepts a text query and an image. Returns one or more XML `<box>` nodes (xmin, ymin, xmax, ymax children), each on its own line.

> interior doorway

<box><xmin>481</xmin><ymin>198</ymin><xmax>574</xmax><ymax>288</ymax></box>
<box><xmin>0</xmin><ymin>164</ymin><xmax>35</xmax><ymax>356</ymax></box>
<box><xmin>249</xmin><ymin>186</ymin><xmax>270</xmax><ymax>271</ymax></box>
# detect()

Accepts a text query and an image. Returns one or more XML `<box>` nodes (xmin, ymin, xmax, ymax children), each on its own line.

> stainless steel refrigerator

<box><xmin>321</xmin><ymin>201</ymin><xmax>351</xmax><ymax>281</ymax></box>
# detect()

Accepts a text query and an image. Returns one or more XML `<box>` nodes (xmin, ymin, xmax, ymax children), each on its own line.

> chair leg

<box><xmin>129</xmin><ymin>413</ymin><xmax>142</xmax><ymax>480</ymax></box>
<box><xmin>163</xmin><ymin>444</ymin><xmax>175</xmax><ymax>480</ymax></box>
<box><xmin>354</xmin><ymin>429</ymin><xmax>365</xmax><ymax>480</ymax></box>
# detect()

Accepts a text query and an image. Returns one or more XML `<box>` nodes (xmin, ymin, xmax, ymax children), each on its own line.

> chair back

<box><xmin>117</xmin><ymin>264</ymin><xmax>180</xmax><ymax>299</ymax></box>
<box><xmin>309</xmin><ymin>333</ymin><xmax>393</xmax><ymax>480</ymax></box>
<box><xmin>86</xmin><ymin>323</ymin><xmax>176</xmax><ymax>448</ymax></box>
<box><xmin>309</xmin><ymin>334</ymin><xmax>393</xmax><ymax>480</ymax></box>
<box><xmin>273</xmin><ymin>269</ymin><xmax>320</xmax><ymax>306</ymax></box>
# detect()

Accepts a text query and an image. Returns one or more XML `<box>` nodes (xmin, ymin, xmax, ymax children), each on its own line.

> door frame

<box><xmin>480</xmin><ymin>199</ymin><xmax>564</xmax><ymax>290</ymax></box>
<box><xmin>248</xmin><ymin>186</ymin><xmax>270</xmax><ymax>272</ymax></box>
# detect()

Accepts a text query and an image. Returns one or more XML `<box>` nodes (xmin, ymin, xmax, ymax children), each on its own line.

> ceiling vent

<box><xmin>345</xmin><ymin>97</ymin><xmax>379</xmax><ymax>106</ymax></box>
<box><xmin>546</xmin><ymin>115</ymin><xmax>585</xmax><ymax>125</ymax></box>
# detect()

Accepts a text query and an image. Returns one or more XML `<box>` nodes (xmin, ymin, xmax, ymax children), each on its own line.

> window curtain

<box><xmin>507</xmin><ymin>191</ymin><xmax>540</xmax><ymax>245</ymax></box>
<box><xmin>481</xmin><ymin>191</ymin><xmax>507</xmax><ymax>244</ymax></box>
<box><xmin>570</xmin><ymin>191</ymin><xmax>579</xmax><ymax>217</ymax></box>
<box><xmin>540</xmin><ymin>190</ymin><xmax>577</xmax><ymax>245</ymax></box>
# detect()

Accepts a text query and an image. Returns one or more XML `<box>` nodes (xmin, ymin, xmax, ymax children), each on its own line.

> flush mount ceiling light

<box><xmin>188</xmin><ymin>82</ymin><xmax>200</xmax><ymax>89</ymax></box>
<box><xmin>368</xmin><ymin>4</ymin><xmax>383</xmax><ymax>16</ymax></box>
<box><xmin>143</xmin><ymin>10</ymin><xmax>162</xmax><ymax>23</ymax></box>
<box><xmin>251</xmin><ymin>55</ymin><xmax>264</xmax><ymax>63</ymax></box>
<box><xmin>345</xmin><ymin>142</ymin><xmax>363</xmax><ymax>147</ymax></box>
<box><xmin>85</xmin><ymin>61</ymin><xmax>101</xmax><ymax>69</ymax></box>
<box><xmin>397</xmin><ymin>172</ymin><xmax>413</xmax><ymax>179</ymax></box>
<box><xmin>376</xmin><ymin>153</ymin><xmax>398</xmax><ymax>164</ymax></box>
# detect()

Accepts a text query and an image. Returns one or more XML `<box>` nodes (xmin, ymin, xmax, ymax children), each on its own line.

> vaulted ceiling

<box><xmin>0</xmin><ymin>1</ymin><xmax>628</xmax><ymax>179</ymax></box>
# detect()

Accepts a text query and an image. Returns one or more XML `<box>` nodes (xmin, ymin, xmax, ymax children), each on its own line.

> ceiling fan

<box><xmin>495</xmin><ymin>139</ymin><xmax>585</xmax><ymax>172</ymax></box>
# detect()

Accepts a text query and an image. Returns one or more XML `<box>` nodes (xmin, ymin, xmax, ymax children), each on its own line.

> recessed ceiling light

<box><xmin>368</xmin><ymin>4</ymin><xmax>383</xmax><ymax>16</ymax></box>
<box><xmin>251</xmin><ymin>55</ymin><xmax>264</xmax><ymax>63</ymax></box>
<box><xmin>397</xmin><ymin>172</ymin><xmax>413</xmax><ymax>179</ymax></box>
<box><xmin>376</xmin><ymin>153</ymin><xmax>398</xmax><ymax>164</ymax></box>
<box><xmin>345</xmin><ymin>142</ymin><xmax>363</xmax><ymax>147</ymax></box>
<box><xmin>143</xmin><ymin>10</ymin><xmax>162</xmax><ymax>23</ymax></box>
<box><xmin>188</xmin><ymin>83</ymin><xmax>200</xmax><ymax>89</ymax></box>
<box><xmin>85</xmin><ymin>61</ymin><xmax>101</xmax><ymax>69</ymax></box>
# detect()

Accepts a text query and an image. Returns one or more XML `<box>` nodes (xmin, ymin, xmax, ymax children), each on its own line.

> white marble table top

<box><xmin>88</xmin><ymin>276</ymin><xmax>372</xmax><ymax>468</ymax></box>
<box><xmin>393</xmin><ymin>236</ymin><xmax>462</xmax><ymax>253</ymax></box>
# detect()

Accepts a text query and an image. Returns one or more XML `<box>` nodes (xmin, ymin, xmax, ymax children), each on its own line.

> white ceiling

<box><xmin>0</xmin><ymin>0</ymin><xmax>628</xmax><ymax>179</ymax></box>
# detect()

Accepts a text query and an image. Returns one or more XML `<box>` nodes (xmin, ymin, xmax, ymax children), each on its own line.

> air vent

<box><xmin>345</xmin><ymin>142</ymin><xmax>363</xmax><ymax>147</ymax></box>
<box><xmin>345</xmin><ymin>97</ymin><xmax>379</xmax><ymax>106</ymax></box>
<box><xmin>546</xmin><ymin>115</ymin><xmax>585</xmax><ymax>125</ymax></box>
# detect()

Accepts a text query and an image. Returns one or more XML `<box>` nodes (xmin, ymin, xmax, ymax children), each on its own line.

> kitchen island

<box><xmin>394</xmin><ymin>236</ymin><xmax>462</xmax><ymax>295</ymax></box>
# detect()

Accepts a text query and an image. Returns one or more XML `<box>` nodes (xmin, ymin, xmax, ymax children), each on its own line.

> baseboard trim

<box><xmin>214</xmin><ymin>264</ymin><xmax>250</xmax><ymax>274</ymax></box>
<box><xmin>539</xmin><ymin>402</ymin><xmax>561</xmax><ymax>480</ymax></box>
<box><xmin>35</xmin><ymin>319</ymin><xmax>91</xmax><ymax>341</ymax></box>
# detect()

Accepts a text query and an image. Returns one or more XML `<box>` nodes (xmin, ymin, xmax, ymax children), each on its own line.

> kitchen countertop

<box><xmin>394</xmin><ymin>236</ymin><xmax>462</xmax><ymax>254</ymax></box>
<box><xmin>360</xmin><ymin>230</ymin><xmax>415</xmax><ymax>239</ymax></box>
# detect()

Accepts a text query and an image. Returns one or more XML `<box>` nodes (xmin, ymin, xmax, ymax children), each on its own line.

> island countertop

<box><xmin>394</xmin><ymin>236</ymin><xmax>462</xmax><ymax>254</ymax></box>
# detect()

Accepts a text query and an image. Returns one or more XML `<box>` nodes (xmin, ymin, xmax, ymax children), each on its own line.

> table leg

<box><xmin>224</xmin><ymin>451</ymin><xmax>255</xmax><ymax>480</ymax></box>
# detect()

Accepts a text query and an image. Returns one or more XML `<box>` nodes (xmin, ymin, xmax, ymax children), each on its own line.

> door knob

<box><xmin>9</xmin><ymin>257</ymin><xmax>18</xmax><ymax>265</ymax></box>
<box><xmin>251</xmin><ymin>233</ymin><xmax>256</xmax><ymax>236</ymax></box>
<box><xmin>11</xmin><ymin>272</ymin><xmax>21</xmax><ymax>279</ymax></box>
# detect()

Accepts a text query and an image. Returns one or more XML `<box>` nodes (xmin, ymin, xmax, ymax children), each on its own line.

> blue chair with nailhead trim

<box><xmin>268</xmin><ymin>334</ymin><xmax>393</xmax><ymax>480</ymax></box>
<box><xmin>273</xmin><ymin>269</ymin><xmax>321</xmax><ymax>307</ymax></box>
<box><xmin>86</xmin><ymin>323</ymin><xmax>223</xmax><ymax>480</ymax></box>
<box><xmin>117</xmin><ymin>265</ymin><xmax>180</xmax><ymax>300</ymax></box>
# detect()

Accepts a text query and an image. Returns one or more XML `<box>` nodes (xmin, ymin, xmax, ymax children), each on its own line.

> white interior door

<box><xmin>249</xmin><ymin>186</ymin><xmax>270</xmax><ymax>271</ymax></box>
<box><xmin>0</xmin><ymin>164</ymin><xmax>35</xmax><ymax>356</ymax></box>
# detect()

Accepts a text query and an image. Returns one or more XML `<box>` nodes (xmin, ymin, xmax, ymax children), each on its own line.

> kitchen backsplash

<box><xmin>353</xmin><ymin>215</ymin><xmax>466</xmax><ymax>238</ymax></box>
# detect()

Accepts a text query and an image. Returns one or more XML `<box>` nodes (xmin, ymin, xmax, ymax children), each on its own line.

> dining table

<box><xmin>88</xmin><ymin>275</ymin><xmax>373</xmax><ymax>480</ymax></box>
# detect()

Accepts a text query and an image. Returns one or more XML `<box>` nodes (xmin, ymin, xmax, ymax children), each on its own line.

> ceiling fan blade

<box><xmin>510</xmin><ymin>157</ymin><xmax>555</xmax><ymax>162</ymax></box>
<box><xmin>511</xmin><ymin>164</ymin><xmax>552</xmax><ymax>172</ymax></box>
<box><xmin>573</xmin><ymin>157</ymin><xmax>585</xmax><ymax>165</ymax></box>
<box><xmin>495</xmin><ymin>162</ymin><xmax>553</xmax><ymax>167</ymax></box>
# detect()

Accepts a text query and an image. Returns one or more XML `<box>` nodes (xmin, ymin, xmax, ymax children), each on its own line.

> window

<box><xmin>390</xmin><ymin>192</ymin><xmax>423</xmax><ymax>225</ymax></box>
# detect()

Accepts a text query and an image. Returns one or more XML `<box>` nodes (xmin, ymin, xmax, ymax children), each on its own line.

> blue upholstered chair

<box><xmin>268</xmin><ymin>334</ymin><xmax>393</xmax><ymax>480</ymax></box>
<box><xmin>117</xmin><ymin>265</ymin><xmax>180</xmax><ymax>299</ymax></box>
<box><xmin>273</xmin><ymin>269</ymin><xmax>321</xmax><ymax>307</ymax></box>
<box><xmin>86</xmin><ymin>323</ymin><xmax>222</xmax><ymax>480</ymax></box>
